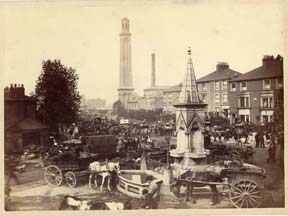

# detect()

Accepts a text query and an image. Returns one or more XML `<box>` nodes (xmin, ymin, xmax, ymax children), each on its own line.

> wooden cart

<box><xmin>171</xmin><ymin>164</ymin><xmax>266</xmax><ymax>208</ymax></box>
<box><xmin>44</xmin><ymin>135</ymin><xmax>119</xmax><ymax>188</ymax></box>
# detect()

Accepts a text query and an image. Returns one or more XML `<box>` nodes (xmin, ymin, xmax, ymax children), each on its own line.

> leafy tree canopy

<box><xmin>35</xmin><ymin>59</ymin><xmax>81</xmax><ymax>131</ymax></box>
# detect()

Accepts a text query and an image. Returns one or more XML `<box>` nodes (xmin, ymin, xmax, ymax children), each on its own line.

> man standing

<box><xmin>255</xmin><ymin>132</ymin><xmax>260</xmax><ymax>148</ymax></box>
<box><xmin>141</xmin><ymin>176</ymin><xmax>161</xmax><ymax>209</ymax></box>
<box><xmin>5</xmin><ymin>155</ymin><xmax>20</xmax><ymax>186</ymax></box>
<box><xmin>260</xmin><ymin>132</ymin><xmax>265</xmax><ymax>148</ymax></box>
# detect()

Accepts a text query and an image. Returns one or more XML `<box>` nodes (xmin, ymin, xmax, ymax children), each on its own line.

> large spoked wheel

<box><xmin>65</xmin><ymin>171</ymin><xmax>77</xmax><ymax>188</ymax></box>
<box><xmin>229</xmin><ymin>179</ymin><xmax>263</xmax><ymax>208</ymax></box>
<box><xmin>44</xmin><ymin>165</ymin><xmax>63</xmax><ymax>187</ymax></box>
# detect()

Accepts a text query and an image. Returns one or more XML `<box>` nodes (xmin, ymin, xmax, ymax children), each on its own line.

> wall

<box><xmin>229</xmin><ymin>78</ymin><xmax>279</xmax><ymax>124</ymax></box>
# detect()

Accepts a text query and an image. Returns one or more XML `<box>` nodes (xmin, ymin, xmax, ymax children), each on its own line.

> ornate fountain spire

<box><xmin>177</xmin><ymin>47</ymin><xmax>200</xmax><ymax>104</ymax></box>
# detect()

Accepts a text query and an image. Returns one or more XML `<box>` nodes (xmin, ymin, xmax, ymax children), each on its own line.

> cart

<box><xmin>44</xmin><ymin>156</ymin><xmax>97</xmax><ymax>188</ymax></box>
<box><xmin>171</xmin><ymin>161</ymin><xmax>266</xmax><ymax>208</ymax></box>
<box><xmin>44</xmin><ymin>135</ymin><xmax>119</xmax><ymax>188</ymax></box>
<box><xmin>207</xmin><ymin>142</ymin><xmax>255</xmax><ymax>164</ymax></box>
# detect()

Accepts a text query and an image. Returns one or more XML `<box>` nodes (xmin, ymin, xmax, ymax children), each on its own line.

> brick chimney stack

<box><xmin>216</xmin><ymin>62</ymin><xmax>229</xmax><ymax>72</ymax></box>
<box><xmin>262</xmin><ymin>55</ymin><xmax>283</xmax><ymax>70</ymax></box>
<box><xmin>151</xmin><ymin>53</ymin><xmax>156</xmax><ymax>87</ymax></box>
<box><xmin>7</xmin><ymin>84</ymin><xmax>25</xmax><ymax>98</ymax></box>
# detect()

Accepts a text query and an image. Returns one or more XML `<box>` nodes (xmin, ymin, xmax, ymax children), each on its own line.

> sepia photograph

<box><xmin>1</xmin><ymin>0</ymin><xmax>286</xmax><ymax>214</ymax></box>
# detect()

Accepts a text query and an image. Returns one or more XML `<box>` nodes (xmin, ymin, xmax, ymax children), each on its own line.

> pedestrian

<box><xmin>5</xmin><ymin>156</ymin><xmax>20</xmax><ymax>187</ymax></box>
<box><xmin>260</xmin><ymin>132</ymin><xmax>265</xmax><ymax>148</ymax></box>
<box><xmin>267</xmin><ymin>143</ymin><xmax>275</xmax><ymax>162</ymax></box>
<box><xmin>267</xmin><ymin>142</ymin><xmax>276</xmax><ymax>163</ymax></box>
<box><xmin>255</xmin><ymin>132</ymin><xmax>260</xmax><ymax>148</ymax></box>
<box><xmin>141</xmin><ymin>175</ymin><xmax>161</xmax><ymax>209</ymax></box>
<box><xmin>210</xmin><ymin>184</ymin><xmax>220</xmax><ymax>205</ymax></box>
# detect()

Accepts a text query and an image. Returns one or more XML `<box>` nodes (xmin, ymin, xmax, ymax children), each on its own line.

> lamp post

<box><xmin>165</xmin><ymin>128</ymin><xmax>173</xmax><ymax>168</ymax></box>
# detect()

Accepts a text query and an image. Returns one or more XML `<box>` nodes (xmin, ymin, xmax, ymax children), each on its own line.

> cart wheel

<box><xmin>65</xmin><ymin>171</ymin><xmax>77</xmax><ymax>188</ymax></box>
<box><xmin>229</xmin><ymin>179</ymin><xmax>263</xmax><ymax>208</ymax></box>
<box><xmin>44</xmin><ymin>165</ymin><xmax>63</xmax><ymax>187</ymax></box>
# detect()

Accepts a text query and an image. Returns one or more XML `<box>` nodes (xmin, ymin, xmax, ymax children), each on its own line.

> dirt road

<box><xmin>5</xmin><ymin>145</ymin><xmax>284</xmax><ymax>210</ymax></box>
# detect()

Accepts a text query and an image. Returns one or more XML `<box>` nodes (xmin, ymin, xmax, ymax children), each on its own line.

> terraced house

<box><xmin>229</xmin><ymin>55</ymin><xmax>283</xmax><ymax>125</ymax></box>
<box><xmin>197</xmin><ymin>62</ymin><xmax>241</xmax><ymax>117</ymax></box>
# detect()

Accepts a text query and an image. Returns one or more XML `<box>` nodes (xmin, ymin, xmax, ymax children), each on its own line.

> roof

<box><xmin>231</xmin><ymin>65</ymin><xmax>283</xmax><ymax>82</ymax></box>
<box><xmin>197</xmin><ymin>68</ymin><xmax>242</xmax><ymax>82</ymax></box>
<box><xmin>7</xmin><ymin>118</ymin><xmax>48</xmax><ymax>131</ymax></box>
<box><xmin>163</xmin><ymin>83</ymin><xmax>182</xmax><ymax>93</ymax></box>
<box><xmin>178</xmin><ymin>50</ymin><xmax>201</xmax><ymax>104</ymax></box>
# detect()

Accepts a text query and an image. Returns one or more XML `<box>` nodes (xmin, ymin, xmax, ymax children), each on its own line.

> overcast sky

<box><xmin>1</xmin><ymin>0</ymin><xmax>286</xmax><ymax>106</ymax></box>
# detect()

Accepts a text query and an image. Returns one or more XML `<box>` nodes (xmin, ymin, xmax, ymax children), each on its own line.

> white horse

<box><xmin>88</xmin><ymin>161</ymin><xmax>120</xmax><ymax>191</ymax></box>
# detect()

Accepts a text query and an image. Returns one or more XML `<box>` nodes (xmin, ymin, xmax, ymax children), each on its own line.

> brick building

<box><xmin>4</xmin><ymin>84</ymin><xmax>49</xmax><ymax>154</ymax></box>
<box><xmin>229</xmin><ymin>55</ymin><xmax>283</xmax><ymax>125</ymax></box>
<box><xmin>197</xmin><ymin>62</ymin><xmax>242</xmax><ymax>116</ymax></box>
<box><xmin>162</xmin><ymin>83</ymin><xmax>182</xmax><ymax>113</ymax></box>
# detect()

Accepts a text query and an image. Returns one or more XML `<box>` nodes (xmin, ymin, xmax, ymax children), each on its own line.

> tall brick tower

<box><xmin>118</xmin><ymin>17</ymin><xmax>134</xmax><ymax>109</ymax></box>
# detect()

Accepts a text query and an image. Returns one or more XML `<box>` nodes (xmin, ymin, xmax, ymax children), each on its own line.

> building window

<box><xmin>276</xmin><ymin>78</ymin><xmax>283</xmax><ymax>89</ymax></box>
<box><xmin>261</xmin><ymin>96</ymin><xmax>273</xmax><ymax>108</ymax></box>
<box><xmin>239</xmin><ymin>115</ymin><xmax>250</xmax><ymax>123</ymax></box>
<box><xmin>240</xmin><ymin>82</ymin><xmax>247</xmax><ymax>91</ymax></box>
<box><xmin>230</xmin><ymin>83</ymin><xmax>236</xmax><ymax>92</ymax></box>
<box><xmin>202</xmin><ymin>83</ymin><xmax>206</xmax><ymax>92</ymax></box>
<box><xmin>222</xmin><ymin>93</ymin><xmax>227</xmax><ymax>104</ymax></box>
<box><xmin>222</xmin><ymin>80</ymin><xmax>227</xmax><ymax>90</ymax></box>
<box><xmin>238</xmin><ymin>96</ymin><xmax>250</xmax><ymax>108</ymax></box>
<box><xmin>202</xmin><ymin>94</ymin><xmax>207</xmax><ymax>103</ymax></box>
<box><xmin>214</xmin><ymin>93</ymin><xmax>220</xmax><ymax>103</ymax></box>
<box><xmin>197</xmin><ymin>83</ymin><xmax>202</xmax><ymax>92</ymax></box>
<box><xmin>263</xmin><ymin>79</ymin><xmax>271</xmax><ymax>90</ymax></box>
<box><xmin>260</xmin><ymin>110</ymin><xmax>274</xmax><ymax>123</ymax></box>
<box><xmin>214</xmin><ymin>106</ymin><xmax>220</xmax><ymax>116</ymax></box>
<box><xmin>214</xmin><ymin>81</ymin><xmax>220</xmax><ymax>90</ymax></box>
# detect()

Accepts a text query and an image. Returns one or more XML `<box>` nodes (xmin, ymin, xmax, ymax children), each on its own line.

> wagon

<box><xmin>207</xmin><ymin>142</ymin><xmax>255</xmax><ymax>164</ymax></box>
<box><xmin>44</xmin><ymin>151</ymin><xmax>99</xmax><ymax>188</ymax></box>
<box><xmin>171</xmin><ymin>161</ymin><xmax>266</xmax><ymax>208</ymax></box>
<box><xmin>44</xmin><ymin>135</ymin><xmax>118</xmax><ymax>188</ymax></box>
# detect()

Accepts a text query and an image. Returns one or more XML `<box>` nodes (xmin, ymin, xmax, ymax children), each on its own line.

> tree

<box><xmin>112</xmin><ymin>100</ymin><xmax>127</xmax><ymax>117</ymax></box>
<box><xmin>35</xmin><ymin>59</ymin><xmax>81</xmax><ymax>132</ymax></box>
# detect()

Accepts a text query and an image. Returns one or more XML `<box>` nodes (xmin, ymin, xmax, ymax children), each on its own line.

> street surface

<box><xmin>5</xmin><ymin>141</ymin><xmax>284</xmax><ymax>210</ymax></box>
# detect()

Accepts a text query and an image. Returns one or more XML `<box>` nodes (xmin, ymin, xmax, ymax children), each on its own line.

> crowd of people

<box><xmin>5</xmin><ymin>114</ymin><xmax>285</xmax><ymax>209</ymax></box>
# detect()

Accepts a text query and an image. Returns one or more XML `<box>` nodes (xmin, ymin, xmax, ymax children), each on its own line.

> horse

<box><xmin>88</xmin><ymin>161</ymin><xmax>120</xmax><ymax>191</ymax></box>
<box><xmin>171</xmin><ymin>163</ymin><xmax>226</xmax><ymax>205</ymax></box>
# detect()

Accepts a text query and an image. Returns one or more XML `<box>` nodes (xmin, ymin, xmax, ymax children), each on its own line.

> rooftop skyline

<box><xmin>1</xmin><ymin>1</ymin><xmax>285</xmax><ymax>105</ymax></box>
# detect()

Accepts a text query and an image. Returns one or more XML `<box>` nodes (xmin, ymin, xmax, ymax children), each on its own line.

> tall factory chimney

<box><xmin>151</xmin><ymin>53</ymin><xmax>156</xmax><ymax>87</ymax></box>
